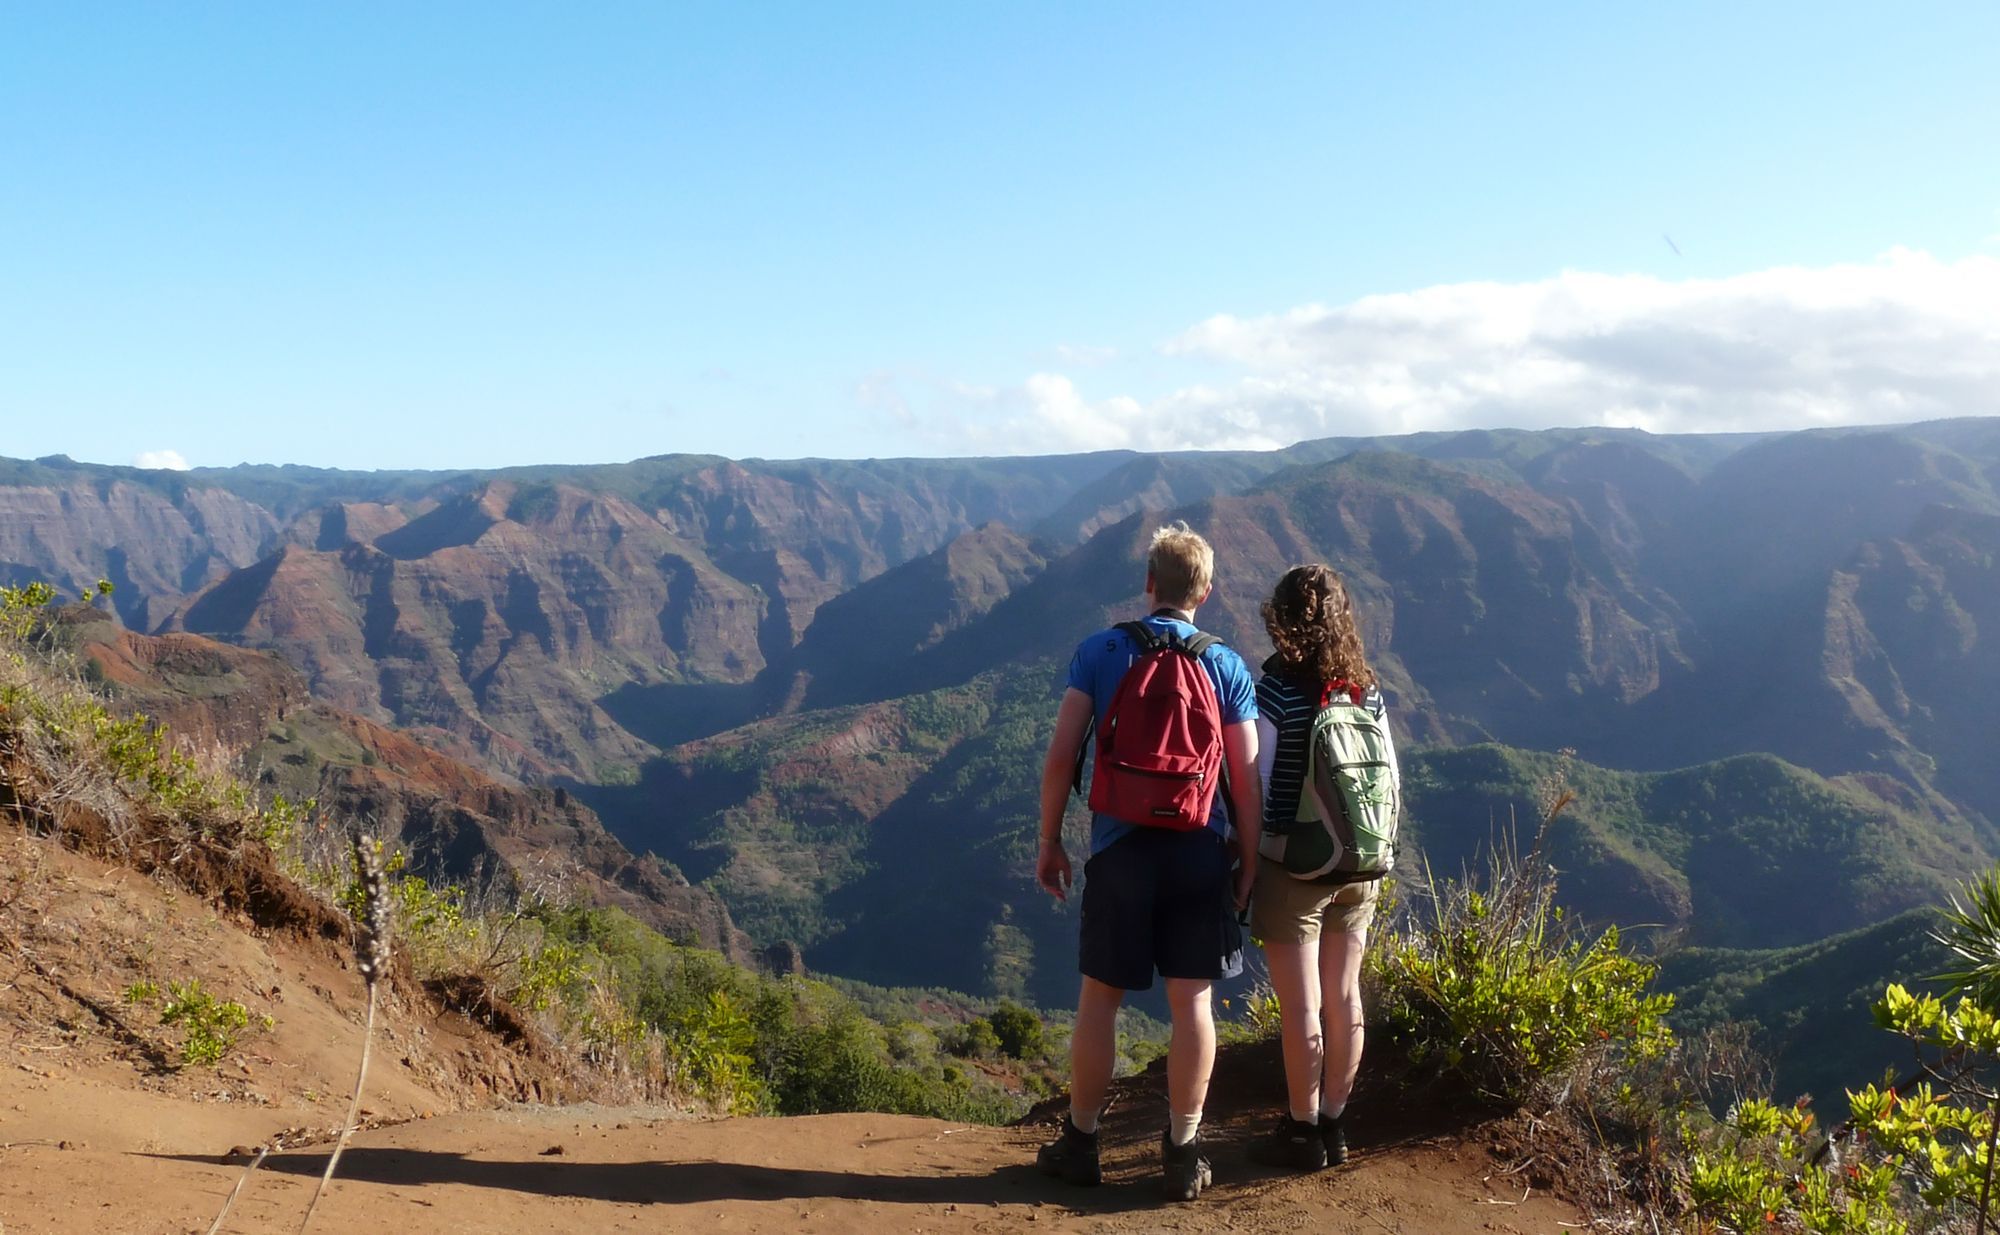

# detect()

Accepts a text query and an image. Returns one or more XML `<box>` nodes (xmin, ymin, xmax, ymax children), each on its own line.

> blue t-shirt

<box><xmin>1066</xmin><ymin>614</ymin><xmax>1258</xmax><ymax>855</ymax></box>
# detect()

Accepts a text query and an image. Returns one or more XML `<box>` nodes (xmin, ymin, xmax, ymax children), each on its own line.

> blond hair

<box><xmin>1147</xmin><ymin>521</ymin><xmax>1214</xmax><ymax>609</ymax></box>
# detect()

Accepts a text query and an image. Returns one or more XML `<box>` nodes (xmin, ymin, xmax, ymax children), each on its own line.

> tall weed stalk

<box><xmin>301</xmin><ymin>834</ymin><xmax>391</xmax><ymax>1232</ymax></box>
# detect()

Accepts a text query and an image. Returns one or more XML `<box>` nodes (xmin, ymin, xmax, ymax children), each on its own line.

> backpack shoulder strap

<box><xmin>1181</xmin><ymin>631</ymin><xmax>1220</xmax><ymax>658</ymax></box>
<box><xmin>1114</xmin><ymin>620</ymin><xmax>1163</xmax><ymax>652</ymax></box>
<box><xmin>1071</xmin><ymin>711</ymin><xmax>1095</xmax><ymax>798</ymax></box>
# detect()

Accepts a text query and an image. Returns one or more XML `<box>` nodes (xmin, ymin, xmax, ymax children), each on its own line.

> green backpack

<box><xmin>1258</xmin><ymin>685</ymin><xmax>1400</xmax><ymax>882</ymax></box>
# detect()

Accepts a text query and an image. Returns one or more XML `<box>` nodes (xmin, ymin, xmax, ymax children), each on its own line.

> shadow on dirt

<box><xmin>160</xmin><ymin>1039</ymin><xmax>1511</xmax><ymax>1215</ymax></box>
<box><xmin>160</xmin><ymin>1147</ymin><xmax>1203</xmax><ymax>1214</ymax></box>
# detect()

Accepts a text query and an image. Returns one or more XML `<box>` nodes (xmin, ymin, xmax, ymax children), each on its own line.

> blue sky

<box><xmin>3</xmin><ymin>3</ymin><xmax>1997</xmax><ymax>470</ymax></box>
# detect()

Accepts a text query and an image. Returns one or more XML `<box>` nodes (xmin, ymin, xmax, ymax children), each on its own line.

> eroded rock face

<box><xmin>3</xmin><ymin>454</ymin><xmax>1123</xmax><ymax>777</ymax></box>
<box><xmin>173</xmin><ymin>483</ymin><xmax>768</xmax><ymax>780</ymax></box>
<box><xmin>1807</xmin><ymin>506</ymin><xmax>2000</xmax><ymax>822</ymax></box>
<box><xmin>73</xmin><ymin>617</ymin><xmax>752</xmax><ymax>960</ymax></box>
<box><xmin>0</xmin><ymin>480</ymin><xmax>278</xmax><ymax>630</ymax></box>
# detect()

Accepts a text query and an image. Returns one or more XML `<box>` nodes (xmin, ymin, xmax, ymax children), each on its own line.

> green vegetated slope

<box><xmin>1404</xmin><ymin>745</ymin><xmax>1989</xmax><ymax>952</ymax></box>
<box><xmin>592</xmin><ymin>624</ymin><xmax>1995</xmax><ymax>1017</ymax></box>
<box><xmin>583</xmin><ymin>665</ymin><xmax>1077</xmax><ymax>1004</ymax></box>
<box><xmin>1658</xmin><ymin>910</ymin><xmax>1950</xmax><ymax>1107</ymax></box>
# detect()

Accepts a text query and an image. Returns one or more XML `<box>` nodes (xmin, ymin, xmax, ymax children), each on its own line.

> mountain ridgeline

<box><xmin>6</xmin><ymin>420</ymin><xmax>2000</xmax><ymax>1093</ymax></box>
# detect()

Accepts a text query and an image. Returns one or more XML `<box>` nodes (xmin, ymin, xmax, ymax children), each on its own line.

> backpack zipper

<box><xmin>1108</xmin><ymin>761</ymin><xmax>1205</xmax><ymax>782</ymax></box>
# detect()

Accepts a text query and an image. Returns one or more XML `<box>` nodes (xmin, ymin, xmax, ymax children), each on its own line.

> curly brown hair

<box><xmin>1260</xmin><ymin>563</ymin><xmax>1376</xmax><ymax>689</ymax></box>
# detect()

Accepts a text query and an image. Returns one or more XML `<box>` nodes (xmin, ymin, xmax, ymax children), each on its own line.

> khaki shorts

<box><xmin>1250</xmin><ymin>863</ymin><xmax>1380</xmax><ymax>944</ymax></box>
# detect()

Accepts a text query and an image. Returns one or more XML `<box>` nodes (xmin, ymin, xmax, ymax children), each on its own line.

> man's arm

<box><xmin>1223</xmin><ymin>718</ymin><xmax>1263</xmax><ymax>911</ymax></box>
<box><xmin>1035</xmin><ymin>687</ymin><xmax>1095</xmax><ymax>901</ymax></box>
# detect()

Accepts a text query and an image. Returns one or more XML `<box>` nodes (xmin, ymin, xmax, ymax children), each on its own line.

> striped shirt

<box><xmin>1255</xmin><ymin>662</ymin><xmax>1390</xmax><ymax>836</ymax></box>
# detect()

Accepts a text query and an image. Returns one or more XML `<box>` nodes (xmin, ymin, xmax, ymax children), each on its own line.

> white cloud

<box><xmin>874</xmin><ymin>250</ymin><xmax>2000</xmax><ymax>454</ymax></box>
<box><xmin>860</xmin><ymin>370</ymin><xmax>1153</xmax><ymax>454</ymax></box>
<box><xmin>132</xmin><ymin>449</ymin><xmax>191</xmax><ymax>470</ymax></box>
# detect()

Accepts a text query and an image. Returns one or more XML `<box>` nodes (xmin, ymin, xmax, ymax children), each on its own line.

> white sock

<box><xmin>1320</xmin><ymin>1098</ymin><xmax>1346</xmax><ymax>1121</ymax></box>
<box><xmin>1071</xmin><ymin>1105</ymin><xmax>1101</xmax><ymax>1135</ymax></box>
<box><xmin>1289</xmin><ymin>1106</ymin><xmax>1319</xmax><ymax>1124</ymax></box>
<box><xmin>1169</xmin><ymin>1111</ymin><xmax>1202</xmax><ymax>1146</ymax></box>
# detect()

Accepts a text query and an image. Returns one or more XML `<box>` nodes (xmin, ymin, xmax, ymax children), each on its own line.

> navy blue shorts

<box><xmin>1078</xmin><ymin>828</ymin><xmax>1245</xmax><ymax>991</ymax></box>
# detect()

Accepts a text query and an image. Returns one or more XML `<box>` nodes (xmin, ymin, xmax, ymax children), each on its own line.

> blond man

<box><xmin>1034</xmin><ymin>521</ymin><xmax>1262</xmax><ymax>1202</ymax></box>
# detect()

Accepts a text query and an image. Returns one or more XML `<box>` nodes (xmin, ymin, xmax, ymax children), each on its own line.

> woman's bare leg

<box><xmin>1319</xmin><ymin>926</ymin><xmax>1368</xmax><ymax>1112</ymax></box>
<box><xmin>1263</xmin><ymin>938</ymin><xmax>1323</xmax><ymax>1119</ymax></box>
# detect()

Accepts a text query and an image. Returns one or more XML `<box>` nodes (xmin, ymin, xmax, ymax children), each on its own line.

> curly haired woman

<box><xmin>1247</xmin><ymin>563</ymin><xmax>1398</xmax><ymax>1172</ymax></box>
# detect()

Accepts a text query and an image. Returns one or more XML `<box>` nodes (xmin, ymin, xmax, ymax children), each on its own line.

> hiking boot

<box><xmin>1247</xmin><ymin>1114</ymin><xmax>1327</xmax><ymax>1171</ymax></box>
<box><xmin>1320</xmin><ymin>1111</ymin><xmax>1349</xmax><ymax>1166</ymax></box>
<box><xmin>1036</xmin><ymin>1116</ymin><xmax>1102</xmax><ymax>1187</ymax></box>
<box><xmin>1160</xmin><ymin>1129</ymin><xmax>1212</xmax><ymax>1201</ymax></box>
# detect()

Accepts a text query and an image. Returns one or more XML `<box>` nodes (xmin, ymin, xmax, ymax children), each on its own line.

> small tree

<box><xmin>989</xmin><ymin>1002</ymin><xmax>1044</xmax><ymax>1060</ymax></box>
<box><xmin>950</xmin><ymin>1017</ymin><xmax>1001</xmax><ymax>1059</ymax></box>
<box><xmin>1687</xmin><ymin>867</ymin><xmax>2000</xmax><ymax>1234</ymax></box>
<box><xmin>1848</xmin><ymin>868</ymin><xmax>2000</xmax><ymax>1228</ymax></box>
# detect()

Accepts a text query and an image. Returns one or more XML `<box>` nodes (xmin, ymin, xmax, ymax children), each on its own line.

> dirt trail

<box><xmin>0</xmin><ymin>1104</ymin><xmax>1581</xmax><ymax>1235</ymax></box>
<box><xmin>0</xmin><ymin>1043</ymin><xmax>1586</xmax><ymax>1235</ymax></box>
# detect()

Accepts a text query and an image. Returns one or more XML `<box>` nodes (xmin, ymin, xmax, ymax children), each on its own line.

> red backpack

<box><xmin>1074</xmin><ymin>621</ymin><xmax>1226</xmax><ymax>831</ymax></box>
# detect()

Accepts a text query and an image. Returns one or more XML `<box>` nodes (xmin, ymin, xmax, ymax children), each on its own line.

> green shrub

<box><xmin>1219</xmin><ymin>981</ymin><xmax>1283</xmax><ymax>1043</ymax></box>
<box><xmin>1677</xmin><ymin>869</ymin><xmax>2000</xmax><ymax>1232</ymax></box>
<box><xmin>0</xmin><ymin>582</ymin><xmax>59</xmax><ymax>641</ymax></box>
<box><xmin>527</xmin><ymin>905</ymin><xmax>1025</xmax><ymax>1121</ymax></box>
<box><xmin>511</xmin><ymin>938</ymin><xmax>589</xmax><ymax>1013</ymax></box>
<box><xmin>1686</xmin><ymin>1097</ymin><xmax>1908</xmax><ymax>1234</ymax></box>
<box><xmin>1368</xmin><ymin>757</ymin><xmax>1672</xmax><ymax>1104</ymax></box>
<box><xmin>988</xmin><ymin>1002</ymin><xmax>1044</xmax><ymax>1059</ymax></box>
<box><xmin>1848</xmin><ymin>984</ymin><xmax>2000</xmax><ymax>1211</ymax></box>
<box><xmin>337</xmin><ymin>851</ymin><xmax>478</xmax><ymax>977</ymax></box>
<box><xmin>661</xmin><ymin>989</ymin><xmax>762</xmax><ymax>1114</ymax></box>
<box><xmin>0</xmin><ymin>579</ymin><xmax>314</xmax><ymax>852</ymax></box>
<box><xmin>948</xmin><ymin>1016</ymin><xmax>1001</xmax><ymax>1059</ymax></box>
<box><xmin>155</xmin><ymin>979</ymin><xmax>254</xmax><ymax>1067</ymax></box>
<box><xmin>1370</xmin><ymin>876</ymin><xmax>1672</xmax><ymax>1102</ymax></box>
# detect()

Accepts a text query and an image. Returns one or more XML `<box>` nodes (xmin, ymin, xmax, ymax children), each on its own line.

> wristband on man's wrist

<box><xmin>1038</xmin><ymin>832</ymin><xmax>1062</xmax><ymax>847</ymax></box>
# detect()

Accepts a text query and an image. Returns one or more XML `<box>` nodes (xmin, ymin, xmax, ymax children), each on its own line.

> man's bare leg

<box><xmin>1164</xmin><ymin>976</ymin><xmax>1216</xmax><ymax>1140</ymax></box>
<box><xmin>1069</xmin><ymin>976</ymin><xmax>1125</xmax><ymax>1130</ymax></box>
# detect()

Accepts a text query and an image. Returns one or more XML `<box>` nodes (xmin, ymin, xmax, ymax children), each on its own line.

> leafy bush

<box><xmin>661</xmin><ymin>989</ymin><xmax>761</xmax><ymax>1113</ymax></box>
<box><xmin>1368</xmin><ymin>759</ymin><xmax>1672</xmax><ymax>1104</ymax></box>
<box><xmin>1372</xmin><ymin>882</ymin><xmax>1672</xmax><ymax>1102</ymax></box>
<box><xmin>1848</xmin><ymin>985</ymin><xmax>2000</xmax><ymax>1213</ymax></box>
<box><xmin>948</xmin><ymin>1016</ymin><xmax>1002</xmax><ymax>1060</ymax></box>
<box><xmin>1219</xmin><ymin>979</ymin><xmax>1284</xmax><ymax>1043</ymax></box>
<box><xmin>140</xmin><ymin>979</ymin><xmax>255</xmax><ymax>1067</ymax></box>
<box><xmin>1674</xmin><ymin>869</ymin><xmax>2000</xmax><ymax>1233</ymax></box>
<box><xmin>988</xmin><ymin>1001</ymin><xmax>1044</xmax><ymax>1059</ymax></box>
<box><xmin>533</xmin><ymin>904</ymin><xmax>1029</xmax><ymax>1122</ymax></box>
<box><xmin>336</xmin><ymin>851</ymin><xmax>481</xmax><ymax>977</ymax></box>
<box><xmin>1686</xmin><ymin>1097</ymin><xmax>1908</xmax><ymax>1234</ymax></box>
<box><xmin>511</xmin><ymin>938</ymin><xmax>589</xmax><ymax>1013</ymax></box>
